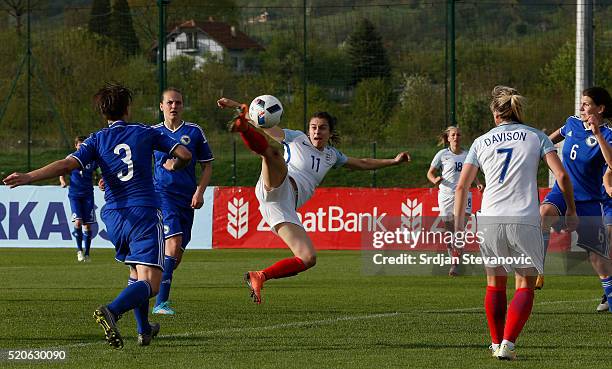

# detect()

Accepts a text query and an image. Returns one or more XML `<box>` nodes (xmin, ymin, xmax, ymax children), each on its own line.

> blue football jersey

<box><xmin>552</xmin><ymin>116</ymin><xmax>612</xmax><ymax>202</ymax></box>
<box><xmin>152</xmin><ymin>121</ymin><xmax>214</xmax><ymax>206</ymax></box>
<box><xmin>71</xmin><ymin>120</ymin><xmax>180</xmax><ymax>209</ymax></box>
<box><xmin>68</xmin><ymin>160</ymin><xmax>97</xmax><ymax>198</ymax></box>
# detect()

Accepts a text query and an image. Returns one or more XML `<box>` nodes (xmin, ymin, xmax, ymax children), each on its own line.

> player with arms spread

<box><xmin>454</xmin><ymin>86</ymin><xmax>576</xmax><ymax>360</ymax></box>
<box><xmin>3</xmin><ymin>83</ymin><xmax>192</xmax><ymax>349</ymax></box>
<box><xmin>217</xmin><ymin>97</ymin><xmax>410</xmax><ymax>304</ymax></box>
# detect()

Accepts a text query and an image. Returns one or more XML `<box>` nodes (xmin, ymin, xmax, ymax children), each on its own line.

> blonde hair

<box><xmin>489</xmin><ymin>85</ymin><xmax>526</xmax><ymax>123</ymax></box>
<box><xmin>438</xmin><ymin>126</ymin><xmax>459</xmax><ymax>146</ymax></box>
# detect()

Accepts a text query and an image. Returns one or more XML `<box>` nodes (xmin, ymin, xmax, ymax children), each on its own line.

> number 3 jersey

<box><xmin>465</xmin><ymin>122</ymin><xmax>555</xmax><ymax>224</ymax></box>
<box><xmin>552</xmin><ymin>116</ymin><xmax>612</xmax><ymax>202</ymax></box>
<box><xmin>71</xmin><ymin>120</ymin><xmax>179</xmax><ymax>209</ymax></box>
<box><xmin>282</xmin><ymin>129</ymin><xmax>347</xmax><ymax>207</ymax></box>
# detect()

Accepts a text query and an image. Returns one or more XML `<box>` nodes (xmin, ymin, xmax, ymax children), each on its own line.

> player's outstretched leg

<box><xmin>244</xmin><ymin>223</ymin><xmax>314</xmax><ymax>304</ymax></box>
<box><xmin>93</xmin><ymin>305</ymin><xmax>123</xmax><ymax>349</ymax></box>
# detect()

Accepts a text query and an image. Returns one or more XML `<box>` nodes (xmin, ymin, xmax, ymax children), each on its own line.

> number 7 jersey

<box><xmin>465</xmin><ymin>122</ymin><xmax>555</xmax><ymax>225</ymax></box>
<box><xmin>70</xmin><ymin>120</ymin><xmax>180</xmax><ymax>209</ymax></box>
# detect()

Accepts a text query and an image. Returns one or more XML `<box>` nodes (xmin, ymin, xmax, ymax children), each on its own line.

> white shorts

<box><xmin>438</xmin><ymin>191</ymin><xmax>472</xmax><ymax>218</ymax></box>
<box><xmin>255</xmin><ymin>175</ymin><xmax>303</xmax><ymax>230</ymax></box>
<box><xmin>478</xmin><ymin>223</ymin><xmax>545</xmax><ymax>274</ymax></box>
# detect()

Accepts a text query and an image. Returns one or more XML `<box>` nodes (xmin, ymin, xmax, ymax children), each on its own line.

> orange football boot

<box><xmin>244</xmin><ymin>271</ymin><xmax>266</xmax><ymax>304</ymax></box>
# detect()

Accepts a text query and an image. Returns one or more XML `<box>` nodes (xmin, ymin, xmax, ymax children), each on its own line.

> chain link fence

<box><xmin>1</xmin><ymin>1</ymin><xmax>611</xmax><ymax>186</ymax></box>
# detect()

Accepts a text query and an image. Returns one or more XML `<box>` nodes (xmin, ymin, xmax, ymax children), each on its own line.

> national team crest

<box><xmin>180</xmin><ymin>135</ymin><xmax>191</xmax><ymax>145</ymax></box>
<box><xmin>586</xmin><ymin>135</ymin><xmax>598</xmax><ymax>147</ymax></box>
<box><xmin>163</xmin><ymin>225</ymin><xmax>170</xmax><ymax>235</ymax></box>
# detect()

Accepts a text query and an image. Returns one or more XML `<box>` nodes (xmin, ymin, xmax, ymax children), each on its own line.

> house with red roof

<box><xmin>153</xmin><ymin>19</ymin><xmax>264</xmax><ymax>71</ymax></box>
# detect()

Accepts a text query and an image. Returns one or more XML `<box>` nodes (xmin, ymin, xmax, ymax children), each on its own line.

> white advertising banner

<box><xmin>0</xmin><ymin>186</ymin><xmax>213</xmax><ymax>249</ymax></box>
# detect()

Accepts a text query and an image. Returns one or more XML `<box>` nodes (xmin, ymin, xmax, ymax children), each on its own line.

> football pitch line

<box><xmin>46</xmin><ymin>297</ymin><xmax>599</xmax><ymax>350</ymax></box>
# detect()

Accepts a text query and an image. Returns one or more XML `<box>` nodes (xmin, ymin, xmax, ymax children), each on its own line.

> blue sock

<box><xmin>156</xmin><ymin>256</ymin><xmax>177</xmax><ymax>306</ymax></box>
<box><xmin>72</xmin><ymin>227</ymin><xmax>83</xmax><ymax>251</ymax></box>
<box><xmin>107</xmin><ymin>280</ymin><xmax>151</xmax><ymax>317</ymax></box>
<box><xmin>601</xmin><ymin>276</ymin><xmax>612</xmax><ymax>312</ymax></box>
<box><xmin>83</xmin><ymin>230</ymin><xmax>92</xmax><ymax>256</ymax></box>
<box><xmin>128</xmin><ymin>277</ymin><xmax>151</xmax><ymax>334</ymax></box>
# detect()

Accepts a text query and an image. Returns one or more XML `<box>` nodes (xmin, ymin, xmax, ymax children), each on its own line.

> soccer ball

<box><xmin>248</xmin><ymin>95</ymin><xmax>283</xmax><ymax>128</ymax></box>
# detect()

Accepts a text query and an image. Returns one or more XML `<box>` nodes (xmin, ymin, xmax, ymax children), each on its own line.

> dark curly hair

<box><xmin>93</xmin><ymin>82</ymin><xmax>132</xmax><ymax>121</ymax></box>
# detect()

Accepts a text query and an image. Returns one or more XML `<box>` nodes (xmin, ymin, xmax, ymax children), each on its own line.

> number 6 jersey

<box><xmin>465</xmin><ymin>122</ymin><xmax>555</xmax><ymax>225</ymax></box>
<box><xmin>282</xmin><ymin>129</ymin><xmax>347</xmax><ymax>207</ymax></box>
<box><xmin>71</xmin><ymin>120</ymin><xmax>180</xmax><ymax>209</ymax></box>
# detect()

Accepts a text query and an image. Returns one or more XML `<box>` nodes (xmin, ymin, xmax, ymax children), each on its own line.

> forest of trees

<box><xmin>2</xmin><ymin>0</ymin><xmax>612</xmax><ymax>154</ymax></box>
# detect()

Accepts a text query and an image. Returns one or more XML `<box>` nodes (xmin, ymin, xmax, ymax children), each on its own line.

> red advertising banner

<box><xmin>213</xmin><ymin>186</ymin><xmax>568</xmax><ymax>250</ymax></box>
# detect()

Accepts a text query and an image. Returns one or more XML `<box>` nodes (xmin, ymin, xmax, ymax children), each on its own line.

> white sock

<box><xmin>501</xmin><ymin>339</ymin><xmax>515</xmax><ymax>350</ymax></box>
<box><xmin>491</xmin><ymin>343</ymin><xmax>500</xmax><ymax>351</ymax></box>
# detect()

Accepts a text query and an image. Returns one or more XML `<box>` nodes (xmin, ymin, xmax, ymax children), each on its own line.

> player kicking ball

<box><xmin>217</xmin><ymin>95</ymin><xmax>410</xmax><ymax>304</ymax></box>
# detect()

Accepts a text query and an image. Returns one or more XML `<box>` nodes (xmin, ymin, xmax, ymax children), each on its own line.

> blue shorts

<box><xmin>69</xmin><ymin>195</ymin><xmax>96</xmax><ymax>224</ymax></box>
<box><xmin>160</xmin><ymin>197</ymin><xmax>194</xmax><ymax>250</ymax></box>
<box><xmin>101</xmin><ymin>206</ymin><xmax>165</xmax><ymax>269</ymax></box>
<box><xmin>543</xmin><ymin>190</ymin><xmax>609</xmax><ymax>257</ymax></box>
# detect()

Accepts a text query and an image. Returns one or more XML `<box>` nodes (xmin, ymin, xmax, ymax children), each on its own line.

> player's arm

<box><xmin>588</xmin><ymin>120</ymin><xmax>612</xmax><ymax>168</ymax></box>
<box><xmin>543</xmin><ymin>151</ymin><xmax>577</xmax><ymax>231</ymax></box>
<box><xmin>548</xmin><ymin>128</ymin><xmax>564</xmax><ymax>144</ymax></box>
<box><xmin>59</xmin><ymin>175</ymin><xmax>67</xmax><ymax>188</ymax></box>
<box><xmin>454</xmin><ymin>163</ymin><xmax>477</xmax><ymax>232</ymax></box>
<box><xmin>192</xmin><ymin>162</ymin><xmax>212</xmax><ymax>209</ymax></box>
<box><xmin>163</xmin><ymin>145</ymin><xmax>192</xmax><ymax>171</ymax></box>
<box><xmin>344</xmin><ymin>152</ymin><xmax>411</xmax><ymax>171</ymax></box>
<box><xmin>4</xmin><ymin>157</ymin><xmax>80</xmax><ymax>188</ymax></box>
<box><xmin>426</xmin><ymin>166</ymin><xmax>442</xmax><ymax>187</ymax></box>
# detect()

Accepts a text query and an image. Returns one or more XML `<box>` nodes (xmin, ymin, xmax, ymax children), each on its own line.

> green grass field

<box><xmin>0</xmin><ymin>248</ymin><xmax>609</xmax><ymax>368</ymax></box>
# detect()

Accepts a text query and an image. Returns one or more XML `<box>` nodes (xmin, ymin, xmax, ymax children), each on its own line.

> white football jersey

<box><xmin>283</xmin><ymin>129</ymin><xmax>347</xmax><ymax>207</ymax></box>
<box><xmin>465</xmin><ymin>122</ymin><xmax>555</xmax><ymax>225</ymax></box>
<box><xmin>430</xmin><ymin>148</ymin><xmax>468</xmax><ymax>194</ymax></box>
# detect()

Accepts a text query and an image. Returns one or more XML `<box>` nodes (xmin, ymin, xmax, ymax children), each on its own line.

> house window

<box><xmin>177</xmin><ymin>32</ymin><xmax>198</xmax><ymax>50</ymax></box>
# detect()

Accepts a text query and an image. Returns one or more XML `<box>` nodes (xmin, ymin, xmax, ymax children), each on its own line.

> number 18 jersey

<box><xmin>71</xmin><ymin>120</ymin><xmax>179</xmax><ymax>210</ymax></box>
<box><xmin>465</xmin><ymin>122</ymin><xmax>555</xmax><ymax>225</ymax></box>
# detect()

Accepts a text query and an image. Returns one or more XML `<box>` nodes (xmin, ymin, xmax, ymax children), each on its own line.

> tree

<box><xmin>88</xmin><ymin>0</ymin><xmax>111</xmax><ymax>39</ymax></box>
<box><xmin>1</xmin><ymin>0</ymin><xmax>44</xmax><ymax>36</ymax></box>
<box><xmin>350</xmin><ymin>78</ymin><xmax>395</xmax><ymax>143</ymax></box>
<box><xmin>346</xmin><ymin>18</ymin><xmax>391</xmax><ymax>86</ymax></box>
<box><xmin>110</xmin><ymin>0</ymin><xmax>139</xmax><ymax>55</ymax></box>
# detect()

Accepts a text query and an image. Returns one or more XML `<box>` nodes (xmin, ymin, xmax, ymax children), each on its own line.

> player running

<box><xmin>60</xmin><ymin>135</ymin><xmax>98</xmax><ymax>262</ymax></box>
<box><xmin>3</xmin><ymin>83</ymin><xmax>192</xmax><ymax>349</ymax></box>
<box><xmin>427</xmin><ymin>126</ymin><xmax>484</xmax><ymax>276</ymax></box>
<box><xmin>151</xmin><ymin>88</ymin><xmax>214</xmax><ymax>315</ymax></box>
<box><xmin>454</xmin><ymin>86</ymin><xmax>576</xmax><ymax>360</ymax></box>
<box><xmin>217</xmin><ymin>97</ymin><xmax>410</xmax><ymax>304</ymax></box>
<box><xmin>540</xmin><ymin>86</ymin><xmax>612</xmax><ymax>313</ymax></box>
